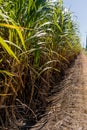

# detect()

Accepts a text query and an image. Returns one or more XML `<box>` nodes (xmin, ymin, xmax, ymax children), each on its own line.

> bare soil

<box><xmin>30</xmin><ymin>52</ymin><xmax>87</xmax><ymax>130</ymax></box>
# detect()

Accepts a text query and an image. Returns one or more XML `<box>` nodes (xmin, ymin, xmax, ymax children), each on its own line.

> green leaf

<box><xmin>0</xmin><ymin>23</ymin><xmax>26</xmax><ymax>50</ymax></box>
<box><xmin>0</xmin><ymin>70</ymin><xmax>15</xmax><ymax>77</ymax></box>
<box><xmin>0</xmin><ymin>59</ymin><xmax>3</xmax><ymax>63</ymax></box>
<box><xmin>0</xmin><ymin>36</ymin><xmax>19</xmax><ymax>63</ymax></box>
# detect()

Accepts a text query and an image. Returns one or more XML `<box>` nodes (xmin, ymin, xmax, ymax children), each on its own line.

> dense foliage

<box><xmin>0</xmin><ymin>0</ymin><xmax>81</xmax><ymax>129</ymax></box>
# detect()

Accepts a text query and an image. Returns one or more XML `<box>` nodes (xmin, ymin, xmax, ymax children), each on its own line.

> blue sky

<box><xmin>63</xmin><ymin>0</ymin><xmax>87</xmax><ymax>47</ymax></box>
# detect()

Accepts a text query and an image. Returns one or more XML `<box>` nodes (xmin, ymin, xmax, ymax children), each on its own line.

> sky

<box><xmin>63</xmin><ymin>0</ymin><xmax>87</xmax><ymax>48</ymax></box>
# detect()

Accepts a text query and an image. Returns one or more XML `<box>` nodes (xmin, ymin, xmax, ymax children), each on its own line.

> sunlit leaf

<box><xmin>0</xmin><ymin>70</ymin><xmax>15</xmax><ymax>76</ymax></box>
<box><xmin>0</xmin><ymin>94</ymin><xmax>12</xmax><ymax>96</ymax></box>
<box><xmin>0</xmin><ymin>23</ymin><xmax>26</xmax><ymax>50</ymax></box>
<box><xmin>0</xmin><ymin>36</ymin><xmax>19</xmax><ymax>62</ymax></box>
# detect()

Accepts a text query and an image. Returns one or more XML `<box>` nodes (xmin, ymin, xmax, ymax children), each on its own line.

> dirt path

<box><xmin>30</xmin><ymin>52</ymin><xmax>87</xmax><ymax>130</ymax></box>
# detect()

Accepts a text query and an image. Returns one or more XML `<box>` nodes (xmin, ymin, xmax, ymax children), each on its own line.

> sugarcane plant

<box><xmin>0</xmin><ymin>0</ymin><xmax>81</xmax><ymax>129</ymax></box>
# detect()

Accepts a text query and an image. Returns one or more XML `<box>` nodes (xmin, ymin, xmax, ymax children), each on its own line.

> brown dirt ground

<box><xmin>30</xmin><ymin>51</ymin><xmax>87</xmax><ymax>130</ymax></box>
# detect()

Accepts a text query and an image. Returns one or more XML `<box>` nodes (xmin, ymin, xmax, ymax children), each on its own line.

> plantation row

<box><xmin>0</xmin><ymin>0</ymin><xmax>81</xmax><ymax>129</ymax></box>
